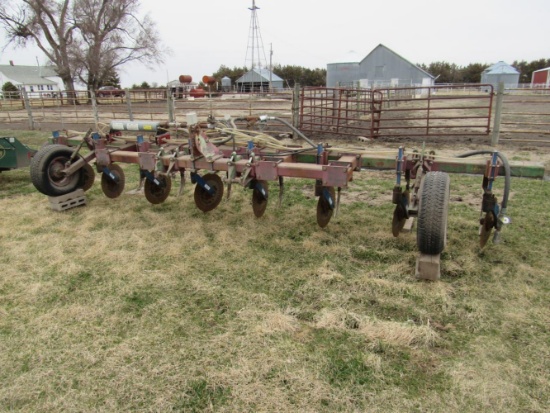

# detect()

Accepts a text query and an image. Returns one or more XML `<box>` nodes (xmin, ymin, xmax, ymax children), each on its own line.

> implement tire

<box><xmin>30</xmin><ymin>144</ymin><xmax>81</xmax><ymax>196</ymax></box>
<box><xmin>417</xmin><ymin>172</ymin><xmax>450</xmax><ymax>255</ymax></box>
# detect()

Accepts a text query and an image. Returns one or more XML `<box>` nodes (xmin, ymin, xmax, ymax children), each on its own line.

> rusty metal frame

<box><xmin>299</xmin><ymin>85</ymin><xmax>494</xmax><ymax>140</ymax></box>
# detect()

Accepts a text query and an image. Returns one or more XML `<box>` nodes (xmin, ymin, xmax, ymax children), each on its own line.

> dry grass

<box><xmin>0</xmin><ymin>130</ymin><xmax>549</xmax><ymax>412</ymax></box>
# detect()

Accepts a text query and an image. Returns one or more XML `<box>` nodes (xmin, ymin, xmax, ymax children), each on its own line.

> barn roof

<box><xmin>236</xmin><ymin>68</ymin><xmax>283</xmax><ymax>83</ymax></box>
<box><xmin>360</xmin><ymin>44</ymin><xmax>435</xmax><ymax>79</ymax></box>
<box><xmin>0</xmin><ymin>64</ymin><xmax>59</xmax><ymax>85</ymax></box>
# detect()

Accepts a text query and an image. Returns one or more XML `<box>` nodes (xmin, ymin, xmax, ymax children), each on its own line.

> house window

<box><xmin>30</xmin><ymin>86</ymin><xmax>34</xmax><ymax>92</ymax></box>
<box><xmin>47</xmin><ymin>85</ymin><xmax>53</xmax><ymax>91</ymax></box>
<box><xmin>38</xmin><ymin>85</ymin><xmax>44</xmax><ymax>91</ymax></box>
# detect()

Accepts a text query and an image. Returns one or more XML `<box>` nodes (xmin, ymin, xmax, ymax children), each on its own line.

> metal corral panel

<box><xmin>326</xmin><ymin>62</ymin><xmax>360</xmax><ymax>87</ymax></box>
<box><xmin>480</xmin><ymin>61</ymin><xmax>520</xmax><ymax>88</ymax></box>
<box><xmin>531</xmin><ymin>67</ymin><xmax>550</xmax><ymax>87</ymax></box>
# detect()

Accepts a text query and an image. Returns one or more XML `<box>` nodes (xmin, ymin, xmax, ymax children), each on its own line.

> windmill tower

<box><xmin>244</xmin><ymin>0</ymin><xmax>267</xmax><ymax>70</ymax></box>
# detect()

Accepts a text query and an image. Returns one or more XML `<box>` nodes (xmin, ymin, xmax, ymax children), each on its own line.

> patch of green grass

<box><xmin>173</xmin><ymin>379</ymin><xmax>231</xmax><ymax>412</ymax></box>
<box><xmin>0</xmin><ymin>132</ymin><xmax>549</xmax><ymax>412</ymax></box>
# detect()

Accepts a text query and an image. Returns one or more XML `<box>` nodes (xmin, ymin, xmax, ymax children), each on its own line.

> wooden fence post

<box><xmin>91</xmin><ymin>92</ymin><xmax>99</xmax><ymax>130</ymax></box>
<box><xmin>126</xmin><ymin>89</ymin><xmax>134</xmax><ymax>121</ymax></box>
<box><xmin>167</xmin><ymin>90</ymin><xmax>175</xmax><ymax>122</ymax></box>
<box><xmin>491</xmin><ymin>82</ymin><xmax>504</xmax><ymax>147</ymax></box>
<box><xmin>22</xmin><ymin>89</ymin><xmax>35</xmax><ymax>130</ymax></box>
<box><xmin>292</xmin><ymin>83</ymin><xmax>300</xmax><ymax>129</ymax></box>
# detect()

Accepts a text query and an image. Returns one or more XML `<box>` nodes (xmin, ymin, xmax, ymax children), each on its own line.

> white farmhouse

<box><xmin>0</xmin><ymin>62</ymin><xmax>64</xmax><ymax>96</ymax></box>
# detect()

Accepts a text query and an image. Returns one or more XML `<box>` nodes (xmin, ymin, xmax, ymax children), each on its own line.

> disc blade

<box><xmin>316</xmin><ymin>187</ymin><xmax>335</xmax><ymax>228</ymax></box>
<box><xmin>194</xmin><ymin>173</ymin><xmax>223</xmax><ymax>212</ymax></box>
<box><xmin>392</xmin><ymin>204</ymin><xmax>407</xmax><ymax>237</ymax></box>
<box><xmin>101</xmin><ymin>163</ymin><xmax>125</xmax><ymax>199</ymax></box>
<box><xmin>479</xmin><ymin>211</ymin><xmax>495</xmax><ymax>248</ymax></box>
<box><xmin>252</xmin><ymin>180</ymin><xmax>268</xmax><ymax>217</ymax></box>
<box><xmin>144</xmin><ymin>174</ymin><xmax>172</xmax><ymax>204</ymax></box>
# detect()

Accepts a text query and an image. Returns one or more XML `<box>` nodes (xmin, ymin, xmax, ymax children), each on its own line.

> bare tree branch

<box><xmin>0</xmin><ymin>0</ymin><xmax>167</xmax><ymax>95</ymax></box>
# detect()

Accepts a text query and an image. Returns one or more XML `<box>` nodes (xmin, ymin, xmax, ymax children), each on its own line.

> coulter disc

<box><xmin>194</xmin><ymin>173</ymin><xmax>223</xmax><ymax>212</ymax></box>
<box><xmin>101</xmin><ymin>163</ymin><xmax>125</xmax><ymax>199</ymax></box>
<box><xmin>252</xmin><ymin>180</ymin><xmax>269</xmax><ymax>217</ymax></box>
<box><xmin>78</xmin><ymin>162</ymin><xmax>96</xmax><ymax>192</ymax></box>
<box><xmin>479</xmin><ymin>211</ymin><xmax>495</xmax><ymax>248</ymax></box>
<box><xmin>144</xmin><ymin>174</ymin><xmax>172</xmax><ymax>205</ymax></box>
<box><xmin>392</xmin><ymin>204</ymin><xmax>407</xmax><ymax>237</ymax></box>
<box><xmin>316</xmin><ymin>187</ymin><xmax>335</xmax><ymax>228</ymax></box>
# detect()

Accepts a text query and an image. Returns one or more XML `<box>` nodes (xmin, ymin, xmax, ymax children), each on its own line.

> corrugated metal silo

<box><xmin>480</xmin><ymin>61</ymin><xmax>520</xmax><ymax>89</ymax></box>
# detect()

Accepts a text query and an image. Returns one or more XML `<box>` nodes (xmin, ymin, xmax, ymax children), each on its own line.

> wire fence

<box><xmin>1</xmin><ymin>85</ymin><xmax>549</xmax><ymax>145</ymax></box>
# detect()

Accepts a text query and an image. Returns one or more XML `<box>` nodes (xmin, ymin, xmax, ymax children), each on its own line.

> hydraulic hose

<box><xmin>456</xmin><ymin>150</ymin><xmax>511</xmax><ymax>210</ymax></box>
<box><xmin>234</xmin><ymin>116</ymin><xmax>317</xmax><ymax>149</ymax></box>
<box><xmin>268</xmin><ymin>117</ymin><xmax>317</xmax><ymax>149</ymax></box>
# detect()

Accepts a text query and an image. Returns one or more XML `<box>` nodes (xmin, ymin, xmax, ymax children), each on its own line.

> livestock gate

<box><xmin>299</xmin><ymin>85</ymin><xmax>495</xmax><ymax>140</ymax></box>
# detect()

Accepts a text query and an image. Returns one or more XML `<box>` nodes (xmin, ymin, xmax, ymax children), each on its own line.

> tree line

<box><xmin>418</xmin><ymin>59</ymin><xmax>550</xmax><ymax>84</ymax></box>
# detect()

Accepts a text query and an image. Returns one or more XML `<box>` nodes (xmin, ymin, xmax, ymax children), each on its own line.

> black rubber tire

<box><xmin>101</xmin><ymin>164</ymin><xmax>125</xmax><ymax>199</ymax></box>
<box><xmin>417</xmin><ymin>172</ymin><xmax>450</xmax><ymax>255</ymax></box>
<box><xmin>30</xmin><ymin>144</ymin><xmax>81</xmax><ymax>196</ymax></box>
<box><xmin>78</xmin><ymin>162</ymin><xmax>96</xmax><ymax>192</ymax></box>
<box><xmin>316</xmin><ymin>187</ymin><xmax>336</xmax><ymax>228</ymax></box>
<box><xmin>251</xmin><ymin>180</ymin><xmax>269</xmax><ymax>217</ymax></box>
<box><xmin>144</xmin><ymin>174</ymin><xmax>172</xmax><ymax>205</ymax></box>
<box><xmin>194</xmin><ymin>173</ymin><xmax>224</xmax><ymax>212</ymax></box>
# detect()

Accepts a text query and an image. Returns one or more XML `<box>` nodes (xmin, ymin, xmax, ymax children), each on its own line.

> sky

<box><xmin>0</xmin><ymin>0</ymin><xmax>549</xmax><ymax>88</ymax></box>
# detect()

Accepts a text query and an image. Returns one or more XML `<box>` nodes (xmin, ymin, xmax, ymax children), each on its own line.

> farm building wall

<box><xmin>357</xmin><ymin>45</ymin><xmax>433</xmax><ymax>88</ymax></box>
<box><xmin>326</xmin><ymin>62</ymin><xmax>360</xmax><ymax>87</ymax></box>
<box><xmin>326</xmin><ymin>44</ymin><xmax>434</xmax><ymax>88</ymax></box>
<box><xmin>235</xmin><ymin>68</ymin><xmax>284</xmax><ymax>92</ymax></box>
<box><xmin>531</xmin><ymin>68</ymin><xmax>550</xmax><ymax>87</ymax></box>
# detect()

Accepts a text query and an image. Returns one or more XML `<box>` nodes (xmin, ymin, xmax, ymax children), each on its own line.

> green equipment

<box><xmin>0</xmin><ymin>137</ymin><xmax>36</xmax><ymax>172</ymax></box>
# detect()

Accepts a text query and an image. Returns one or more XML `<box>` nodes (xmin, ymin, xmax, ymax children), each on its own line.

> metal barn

<box><xmin>531</xmin><ymin>67</ymin><xmax>550</xmax><ymax>87</ymax></box>
<box><xmin>480</xmin><ymin>62</ymin><xmax>519</xmax><ymax>89</ymax></box>
<box><xmin>326</xmin><ymin>62</ymin><xmax>360</xmax><ymax>88</ymax></box>
<box><xmin>327</xmin><ymin>44</ymin><xmax>435</xmax><ymax>88</ymax></box>
<box><xmin>235</xmin><ymin>68</ymin><xmax>284</xmax><ymax>92</ymax></box>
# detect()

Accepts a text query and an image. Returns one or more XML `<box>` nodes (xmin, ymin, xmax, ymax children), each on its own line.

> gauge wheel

<box><xmin>252</xmin><ymin>180</ymin><xmax>269</xmax><ymax>217</ymax></box>
<box><xmin>417</xmin><ymin>172</ymin><xmax>450</xmax><ymax>255</ymax></box>
<box><xmin>30</xmin><ymin>144</ymin><xmax>81</xmax><ymax>196</ymax></box>
<box><xmin>316</xmin><ymin>186</ymin><xmax>335</xmax><ymax>228</ymax></box>
<box><xmin>194</xmin><ymin>173</ymin><xmax>223</xmax><ymax>212</ymax></box>
<box><xmin>101</xmin><ymin>164</ymin><xmax>125</xmax><ymax>199</ymax></box>
<box><xmin>144</xmin><ymin>174</ymin><xmax>172</xmax><ymax>205</ymax></box>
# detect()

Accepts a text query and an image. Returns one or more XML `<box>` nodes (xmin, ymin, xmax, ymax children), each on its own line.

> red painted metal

<box><xmin>189</xmin><ymin>88</ymin><xmax>206</xmax><ymax>98</ymax></box>
<box><xmin>532</xmin><ymin>70</ymin><xmax>549</xmax><ymax>86</ymax></box>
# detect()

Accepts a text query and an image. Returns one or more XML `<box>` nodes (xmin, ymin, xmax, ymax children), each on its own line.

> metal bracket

<box><xmin>102</xmin><ymin>166</ymin><xmax>119</xmax><ymax>183</ymax></box>
<box><xmin>191</xmin><ymin>172</ymin><xmax>215</xmax><ymax>195</ymax></box>
<box><xmin>141</xmin><ymin>170</ymin><xmax>162</xmax><ymax>186</ymax></box>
